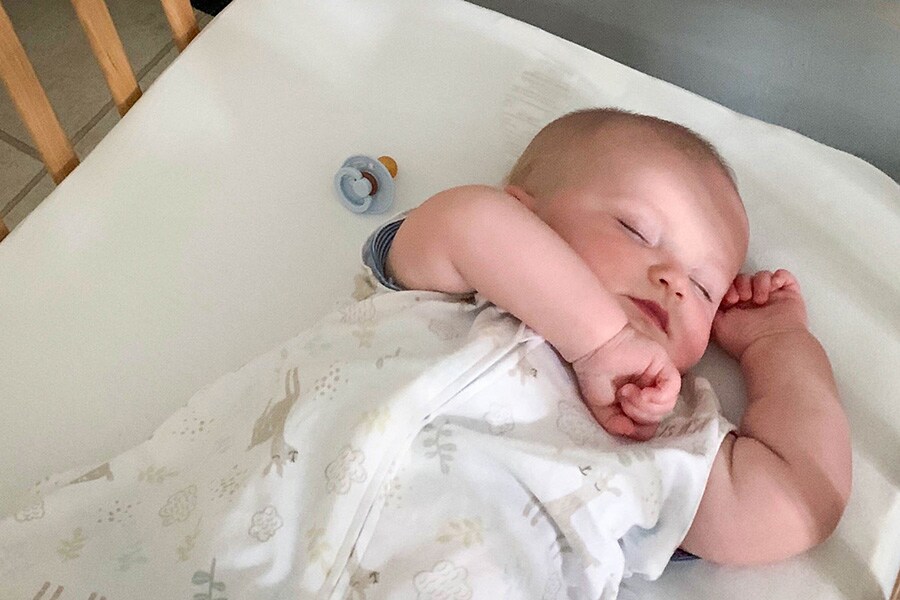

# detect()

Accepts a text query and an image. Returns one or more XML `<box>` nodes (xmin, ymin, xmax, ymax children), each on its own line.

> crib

<box><xmin>0</xmin><ymin>0</ymin><xmax>898</xmax><ymax>598</ymax></box>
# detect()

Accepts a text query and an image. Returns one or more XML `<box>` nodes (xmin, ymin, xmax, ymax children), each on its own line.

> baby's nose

<box><xmin>651</xmin><ymin>265</ymin><xmax>688</xmax><ymax>299</ymax></box>
<box><xmin>659</xmin><ymin>276</ymin><xmax>684</xmax><ymax>298</ymax></box>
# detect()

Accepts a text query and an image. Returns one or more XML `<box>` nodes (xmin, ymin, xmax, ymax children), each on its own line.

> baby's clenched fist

<box><xmin>572</xmin><ymin>325</ymin><xmax>681</xmax><ymax>441</ymax></box>
<box><xmin>713</xmin><ymin>269</ymin><xmax>809</xmax><ymax>361</ymax></box>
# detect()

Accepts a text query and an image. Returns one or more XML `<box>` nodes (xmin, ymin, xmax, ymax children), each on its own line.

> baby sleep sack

<box><xmin>343</xmin><ymin>296</ymin><xmax>733</xmax><ymax>600</ymax></box>
<box><xmin>0</xmin><ymin>290</ymin><xmax>731</xmax><ymax>600</ymax></box>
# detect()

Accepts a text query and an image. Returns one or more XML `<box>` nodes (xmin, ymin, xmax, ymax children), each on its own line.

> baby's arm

<box><xmin>387</xmin><ymin>185</ymin><xmax>625</xmax><ymax>361</ymax></box>
<box><xmin>386</xmin><ymin>185</ymin><xmax>679</xmax><ymax>438</ymax></box>
<box><xmin>680</xmin><ymin>270</ymin><xmax>852</xmax><ymax>565</ymax></box>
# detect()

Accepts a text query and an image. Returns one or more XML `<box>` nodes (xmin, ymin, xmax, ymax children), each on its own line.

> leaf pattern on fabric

<box><xmin>138</xmin><ymin>465</ymin><xmax>180</xmax><ymax>484</ymax></box>
<box><xmin>341</xmin><ymin>299</ymin><xmax>378</xmax><ymax>348</ymax></box>
<box><xmin>306</xmin><ymin>527</ymin><xmax>333</xmax><ymax>572</ymax></box>
<box><xmin>436</xmin><ymin>518</ymin><xmax>484</xmax><ymax>548</ymax></box>
<box><xmin>359</xmin><ymin>407</ymin><xmax>391</xmax><ymax>434</ymax></box>
<box><xmin>422</xmin><ymin>417</ymin><xmax>456</xmax><ymax>474</ymax></box>
<box><xmin>191</xmin><ymin>557</ymin><xmax>227</xmax><ymax>600</ymax></box>
<box><xmin>57</xmin><ymin>528</ymin><xmax>87</xmax><ymax>561</ymax></box>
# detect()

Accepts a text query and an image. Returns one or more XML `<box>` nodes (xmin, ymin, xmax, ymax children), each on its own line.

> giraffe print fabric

<box><xmin>0</xmin><ymin>287</ymin><xmax>732</xmax><ymax>599</ymax></box>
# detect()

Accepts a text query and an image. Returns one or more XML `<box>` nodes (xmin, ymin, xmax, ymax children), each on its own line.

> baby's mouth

<box><xmin>628</xmin><ymin>297</ymin><xmax>669</xmax><ymax>334</ymax></box>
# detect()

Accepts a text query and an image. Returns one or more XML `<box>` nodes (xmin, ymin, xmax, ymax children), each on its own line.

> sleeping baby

<box><xmin>0</xmin><ymin>108</ymin><xmax>853</xmax><ymax>598</ymax></box>
<box><xmin>363</xmin><ymin>108</ymin><xmax>852</xmax><ymax>566</ymax></box>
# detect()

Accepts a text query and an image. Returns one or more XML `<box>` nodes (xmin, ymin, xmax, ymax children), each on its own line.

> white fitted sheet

<box><xmin>0</xmin><ymin>0</ymin><xmax>897</xmax><ymax>597</ymax></box>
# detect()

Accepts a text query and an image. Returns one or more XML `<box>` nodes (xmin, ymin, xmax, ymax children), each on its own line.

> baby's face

<box><xmin>510</xmin><ymin>132</ymin><xmax>748</xmax><ymax>370</ymax></box>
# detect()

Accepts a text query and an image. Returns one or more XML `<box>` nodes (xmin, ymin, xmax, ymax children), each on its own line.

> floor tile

<box><xmin>3</xmin><ymin>171</ymin><xmax>53</xmax><ymax>230</ymax></box>
<box><xmin>0</xmin><ymin>138</ymin><xmax>43</xmax><ymax>220</ymax></box>
<box><xmin>140</xmin><ymin>42</ymin><xmax>181</xmax><ymax>92</ymax></box>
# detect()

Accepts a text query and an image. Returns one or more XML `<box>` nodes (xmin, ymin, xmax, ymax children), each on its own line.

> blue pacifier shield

<box><xmin>334</xmin><ymin>155</ymin><xmax>395</xmax><ymax>214</ymax></box>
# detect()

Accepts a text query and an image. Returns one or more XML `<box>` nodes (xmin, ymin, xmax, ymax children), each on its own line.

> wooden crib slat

<box><xmin>0</xmin><ymin>0</ymin><xmax>79</xmax><ymax>185</ymax></box>
<box><xmin>891</xmin><ymin>566</ymin><xmax>900</xmax><ymax>600</ymax></box>
<box><xmin>159</xmin><ymin>0</ymin><xmax>199</xmax><ymax>52</ymax></box>
<box><xmin>0</xmin><ymin>218</ymin><xmax>8</xmax><ymax>242</ymax></box>
<box><xmin>70</xmin><ymin>0</ymin><xmax>141</xmax><ymax>117</ymax></box>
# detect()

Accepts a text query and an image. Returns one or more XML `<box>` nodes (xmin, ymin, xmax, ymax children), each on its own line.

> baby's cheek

<box><xmin>673</xmin><ymin>322</ymin><xmax>712</xmax><ymax>371</ymax></box>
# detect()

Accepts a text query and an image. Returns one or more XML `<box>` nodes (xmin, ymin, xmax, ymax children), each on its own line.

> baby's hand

<box><xmin>713</xmin><ymin>269</ymin><xmax>808</xmax><ymax>360</ymax></box>
<box><xmin>572</xmin><ymin>325</ymin><xmax>681</xmax><ymax>441</ymax></box>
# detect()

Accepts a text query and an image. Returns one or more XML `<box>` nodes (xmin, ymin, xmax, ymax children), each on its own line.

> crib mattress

<box><xmin>0</xmin><ymin>0</ymin><xmax>897</xmax><ymax>597</ymax></box>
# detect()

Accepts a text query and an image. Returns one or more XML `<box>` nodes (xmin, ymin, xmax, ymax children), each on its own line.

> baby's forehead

<box><xmin>583</xmin><ymin>134</ymin><xmax>748</xmax><ymax>261</ymax></box>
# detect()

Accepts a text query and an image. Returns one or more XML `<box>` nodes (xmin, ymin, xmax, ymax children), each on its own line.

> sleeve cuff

<box><xmin>361</xmin><ymin>212</ymin><xmax>409</xmax><ymax>291</ymax></box>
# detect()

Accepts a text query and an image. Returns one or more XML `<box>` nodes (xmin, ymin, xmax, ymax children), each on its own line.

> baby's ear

<box><xmin>504</xmin><ymin>184</ymin><xmax>538</xmax><ymax>211</ymax></box>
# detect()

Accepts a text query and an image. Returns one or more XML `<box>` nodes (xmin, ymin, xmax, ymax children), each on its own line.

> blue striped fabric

<box><xmin>361</xmin><ymin>212</ymin><xmax>408</xmax><ymax>291</ymax></box>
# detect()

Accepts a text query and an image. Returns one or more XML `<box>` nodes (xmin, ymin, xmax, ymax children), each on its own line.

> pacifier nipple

<box><xmin>334</xmin><ymin>155</ymin><xmax>398</xmax><ymax>214</ymax></box>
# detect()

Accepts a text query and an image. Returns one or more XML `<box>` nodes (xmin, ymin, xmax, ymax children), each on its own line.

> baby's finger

<box><xmin>617</xmin><ymin>382</ymin><xmax>641</xmax><ymax>402</ymax></box>
<box><xmin>621</xmin><ymin>394</ymin><xmax>668</xmax><ymax>424</ymax></box>
<box><xmin>734</xmin><ymin>273</ymin><xmax>753</xmax><ymax>302</ymax></box>
<box><xmin>590</xmin><ymin>403</ymin><xmax>636</xmax><ymax>437</ymax></box>
<box><xmin>624</xmin><ymin>381</ymin><xmax>672</xmax><ymax>414</ymax></box>
<box><xmin>721</xmin><ymin>282</ymin><xmax>740</xmax><ymax>307</ymax></box>
<box><xmin>617</xmin><ymin>388</ymin><xmax>656</xmax><ymax>421</ymax></box>
<box><xmin>752</xmin><ymin>271</ymin><xmax>772</xmax><ymax>304</ymax></box>
<box><xmin>653</xmin><ymin>359</ymin><xmax>682</xmax><ymax>401</ymax></box>
<box><xmin>772</xmin><ymin>268</ymin><xmax>800</xmax><ymax>292</ymax></box>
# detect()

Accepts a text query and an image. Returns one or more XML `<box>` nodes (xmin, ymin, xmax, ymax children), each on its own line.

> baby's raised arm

<box><xmin>680</xmin><ymin>270</ymin><xmax>852</xmax><ymax>565</ymax></box>
<box><xmin>385</xmin><ymin>185</ymin><xmax>679</xmax><ymax>438</ymax></box>
<box><xmin>387</xmin><ymin>185</ymin><xmax>625</xmax><ymax>361</ymax></box>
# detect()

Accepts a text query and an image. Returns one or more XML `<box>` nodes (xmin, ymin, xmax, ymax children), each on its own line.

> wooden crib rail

<box><xmin>71</xmin><ymin>0</ymin><xmax>142</xmax><ymax>117</ymax></box>
<box><xmin>0</xmin><ymin>1</ymin><xmax>79</xmax><ymax>185</ymax></box>
<box><xmin>0</xmin><ymin>0</ymin><xmax>198</xmax><ymax>242</ymax></box>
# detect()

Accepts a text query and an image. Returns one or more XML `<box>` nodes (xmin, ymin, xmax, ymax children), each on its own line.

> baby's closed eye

<box><xmin>691</xmin><ymin>279</ymin><xmax>712</xmax><ymax>302</ymax></box>
<box><xmin>618</xmin><ymin>219</ymin><xmax>649</xmax><ymax>244</ymax></box>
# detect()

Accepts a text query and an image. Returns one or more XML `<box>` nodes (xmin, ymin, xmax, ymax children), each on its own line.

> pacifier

<box><xmin>334</xmin><ymin>155</ymin><xmax>398</xmax><ymax>214</ymax></box>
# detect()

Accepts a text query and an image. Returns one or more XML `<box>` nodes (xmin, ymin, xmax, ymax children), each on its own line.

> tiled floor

<box><xmin>0</xmin><ymin>0</ymin><xmax>213</xmax><ymax>230</ymax></box>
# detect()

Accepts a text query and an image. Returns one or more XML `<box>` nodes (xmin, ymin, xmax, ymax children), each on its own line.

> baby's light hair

<box><xmin>505</xmin><ymin>108</ymin><xmax>738</xmax><ymax>198</ymax></box>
